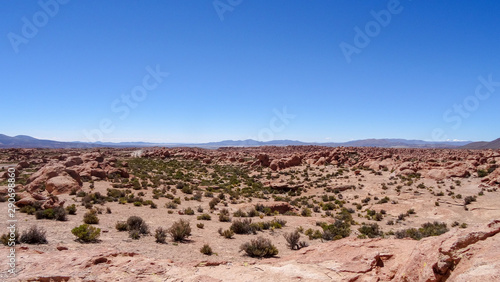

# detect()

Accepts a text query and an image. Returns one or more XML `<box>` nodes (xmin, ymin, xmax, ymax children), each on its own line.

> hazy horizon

<box><xmin>3</xmin><ymin>1</ymin><xmax>500</xmax><ymax>143</ymax></box>
<box><xmin>0</xmin><ymin>133</ymin><xmax>481</xmax><ymax>145</ymax></box>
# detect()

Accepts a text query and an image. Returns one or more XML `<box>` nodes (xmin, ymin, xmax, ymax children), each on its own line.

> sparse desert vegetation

<box><xmin>1</xmin><ymin>146</ymin><xmax>500</xmax><ymax>280</ymax></box>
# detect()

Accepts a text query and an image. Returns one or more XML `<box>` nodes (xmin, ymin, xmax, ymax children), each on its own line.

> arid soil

<box><xmin>1</xmin><ymin>146</ymin><xmax>499</xmax><ymax>281</ymax></box>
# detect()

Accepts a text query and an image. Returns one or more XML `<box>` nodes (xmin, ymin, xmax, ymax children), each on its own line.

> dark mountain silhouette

<box><xmin>461</xmin><ymin>138</ymin><xmax>500</xmax><ymax>149</ymax></box>
<box><xmin>0</xmin><ymin>134</ymin><xmax>102</xmax><ymax>149</ymax></box>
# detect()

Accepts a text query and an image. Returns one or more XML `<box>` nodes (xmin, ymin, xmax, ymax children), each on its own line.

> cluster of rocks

<box><xmin>24</xmin><ymin>152</ymin><xmax>129</xmax><ymax>194</ymax></box>
<box><xmin>142</xmin><ymin>146</ymin><xmax>500</xmax><ymax>186</ymax></box>
<box><xmin>1</xmin><ymin>150</ymin><xmax>131</xmax><ymax>209</ymax></box>
<box><xmin>3</xmin><ymin>146</ymin><xmax>500</xmax><ymax>211</ymax></box>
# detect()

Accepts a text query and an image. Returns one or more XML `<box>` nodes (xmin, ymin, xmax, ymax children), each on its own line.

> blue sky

<box><xmin>2</xmin><ymin>0</ymin><xmax>499</xmax><ymax>143</ymax></box>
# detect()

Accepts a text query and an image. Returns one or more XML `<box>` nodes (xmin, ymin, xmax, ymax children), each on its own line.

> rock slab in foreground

<box><xmin>4</xmin><ymin>220</ymin><xmax>500</xmax><ymax>282</ymax></box>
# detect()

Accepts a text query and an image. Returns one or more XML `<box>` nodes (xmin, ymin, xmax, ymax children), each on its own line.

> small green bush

<box><xmin>169</xmin><ymin>219</ymin><xmax>191</xmax><ymax>241</ymax></box>
<box><xmin>20</xmin><ymin>226</ymin><xmax>48</xmax><ymax>244</ymax></box>
<box><xmin>271</xmin><ymin>218</ymin><xmax>287</xmax><ymax>228</ymax></box>
<box><xmin>35</xmin><ymin>210</ymin><xmax>44</xmax><ymax>220</ymax></box>
<box><xmin>358</xmin><ymin>223</ymin><xmax>382</xmax><ymax>238</ymax></box>
<box><xmin>200</xmin><ymin>244</ymin><xmax>213</xmax><ymax>255</ymax></box>
<box><xmin>1</xmin><ymin>230</ymin><xmax>20</xmax><ymax>246</ymax></box>
<box><xmin>83</xmin><ymin>210</ymin><xmax>99</xmax><ymax>224</ymax></box>
<box><xmin>54</xmin><ymin>207</ymin><xmax>67</xmax><ymax>221</ymax></box>
<box><xmin>182</xmin><ymin>185</ymin><xmax>193</xmax><ymax>194</ymax></box>
<box><xmin>66</xmin><ymin>204</ymin><xmax>77</xmax><ymax>215</ymax></box>
<box><xmin>247</xmin><ymin>208</ymin><xmax>259</xmax><ymax>217</ymax></box>
<box><xmin>127</xmin><ymin>216</ymin><xmax>149</xmax><ymax>234</ymax></box>
<box><xmin>230</xmin><ymin>218</ymin><xmax>256</xmax><ymax>234</ymax></box>
<box><xmin>464</xmin><ymin>196</ymin><xmax>476</xmax><ymax>205</ymax></box>
<box><xmin>33</xmin><ymin>207</ymin><xmax>66</xmax><ymax>221</ymax></box>
<box><xmin>255</xmin><ymin>204</ymin><xmax>272</xmax><ymax>215</ymax></box>
<box><xmin>129</xmin><ymin>230</ymin><xmax>140</xmax><ymax>240</ymax></box>
<box><xmin>20</xmin><ymin>205</ymin><xmax>36</xmax><ymax>215</ymax></box>
<box><xmin>197</xmin><ymin>213</ymin><xmax>211</xmax><ymax>220</ymax></box>
<box><xmin>71</xmin><ymin>224</ymin><xmax>101</xmax><ymax>243</ymax></box>
<box><xmin>477</xmin><ymin>169</ymin><xmax>488</xmax><ymax>178</ymax></box>
<box><xmin>376</xmin><ymin>196</ymin><xmax>390</xmax><ymax>204</ymax></box>
<box><xmin>233</xmin><ymin>209</ymin><xmax>247</xmax><ymax>217</ymax></box>
<box><xmin>155</xmin><ymin>227</ymin><xmax>167</xmax><ymax>243</ymax></box>
<box><xmin>301</xmin><ymin>208</ymin><xmax>312</xmax><ymax>217</ymax></box>
<box><xmin>43</xmin><ymin>208</ymin><xmax>55</xmax><ymax>219</ymax></box>
<box><xmin>115</xmin><ymin>221</ymin><xmax>128</xmax><ymax>231</ymax></box>
<box><xmin>219</xmin><ymin>208</ymin><xmax>231</xmax><ymax>222</ymax></box>
<box><xmin>209</xmin><ymin>198</ymin><xmax>220</xmax><ymax>209</ymax></box>
<box><xmin>193</xmin><ymin>191</ymin><xmax>203</xmax><ymax>201</ymax></box>
<box><xmin>395</xmin><ymin>221</ymin><xmax>448</xmax><ymax>240</ymax></box>
<box><xmin>165</xmin><ymin>201</ymin><xmax>178</xmax><ymax>209</ymax></box>
<box><xmin>321</xmin><ymin>219</ymin><xmax>351</xmax><ymax>241</ymax></box>
<box><xmin>284</xmin><ymin>230</ymin><xmax>308</xmax><ymax>250</ymax></box>
<box><xmin>218</xmin><ymin>228</ymin><xmax>234</xmax><ymax>239</ymax></box>
<box><xmin>184</xmin><ymin>207</ymin><xmax>195</xmax><ymax>215</ymax></box>
<box><xmin>240</xmin><ymin>236</ymin><xmax>278</xmax><ymax>258</ymax></box>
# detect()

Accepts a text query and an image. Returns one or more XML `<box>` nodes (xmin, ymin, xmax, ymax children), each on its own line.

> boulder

<box><xmin>90</xmin><ymin>169</ymin><xmax>107</xmax><ymax>179</ymax></box>
<box><xmin>447</xmin><ymin>163</ymin><xmax>471</xmax><ymax>178</ymax></box>
<box><xmin>46</xmin><ymin>175</ymin><xmax>81</xmax><ymax>195</ymax></box>
<box><xmin>16</xmin><ymin>197</ymin><xmax>37</xmax><ymax>207</ymax></box>
<box><xmin>269</xmin><ymin>159</ymin><xmax>282</xmax><ymax>171</ymax></box>
<box><xmin>425</xmin><ymin>169</ymin><xmax>447</xmax><ymax>181</ymax></box>
<box><xmin>257</xmin><ymin>154</ymin><xmax>271</xmax><ymax>167</ymax></box>
<box><xmin>64</xmin><ymin>156</ymin><xmax>83</xmax><ymax>167</ymax></box>
<box><xmin>106</xmin><ymin>168</ymin><xmax>129</xmax><ymax>178</ymax></box>
<box><xmin>314</xmin><ymin>157</ymin><xmax>326</xmax><ymax>166</ymax></box>
<box><xmin>285</xmin><ymin>155</ymin><xmax>302</xmax><ymax>167</ymax></box>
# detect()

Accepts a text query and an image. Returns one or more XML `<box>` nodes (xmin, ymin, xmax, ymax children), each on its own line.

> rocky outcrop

<box><xmin>256</xmin><ymin>154</ymin><xmax>271</xmax><ymax>167</ymax></box>
<box><xmin>63</xmin><ymin>156</ymin><xmax>83</xmax><ymax>167</ymax></box>
<box><xmin>424</xmin><ymin>163</ymin><xmax>472</xmax><ymax>181</ymax></box>
<box><xmin>26</xmin><ymin>163</ymin><xmax>82</xmax><ymax>192</ymax></box>
<box><xmin>269</xmin><ymin>155</ymin><xmax>302</xmax><ymax>171</ymax></box>
<box><xmin>482</xmin><ymin>167</ymin><xmax>500</xmax><ymax>186</ymax></box>
<box><xmin>9</xmin><ymin>247</ymin><xmax>169</xmax><ymax>282</ymax></box>
<box><xmin>15</xmin><ymin>192</ymin><xmax>65</xmax><ymax>209</ymax></box>
<box><xmin>394</xmin><ymin>220</ymin><xmax>500</xmax><ymax>282</ymax></box>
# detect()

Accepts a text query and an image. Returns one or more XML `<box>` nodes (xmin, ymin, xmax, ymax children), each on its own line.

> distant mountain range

<box><xmin>197</xmin><ymin>138</ymin><xmax>473</xmax><ymax>149</ymax></box>
<box><xmin>0</xmin><ymin>134</ymin><xmax>488</xmax><ymax>149</ymax></box>
<box><xmin>0</xmin><ymin>134</ymin><xmax>103</xmax><ymax>149</ymax></box>
<box><xmin>460</xmin><ymin>138</ymin><xmax>500</xmax><ymax>149</ymax></box>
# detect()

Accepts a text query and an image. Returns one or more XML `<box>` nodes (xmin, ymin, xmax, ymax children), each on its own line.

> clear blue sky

<box><xmin>2</xmin><ymin>0</ymin><xmax>499</xmax><ymax>143</ymax></box>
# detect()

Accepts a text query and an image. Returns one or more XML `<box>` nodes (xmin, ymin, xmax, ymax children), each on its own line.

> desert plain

<box><xmin>1</xmin><ymin>146</ymin><xmax>500</xmax><ymax>281</ymax></box>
